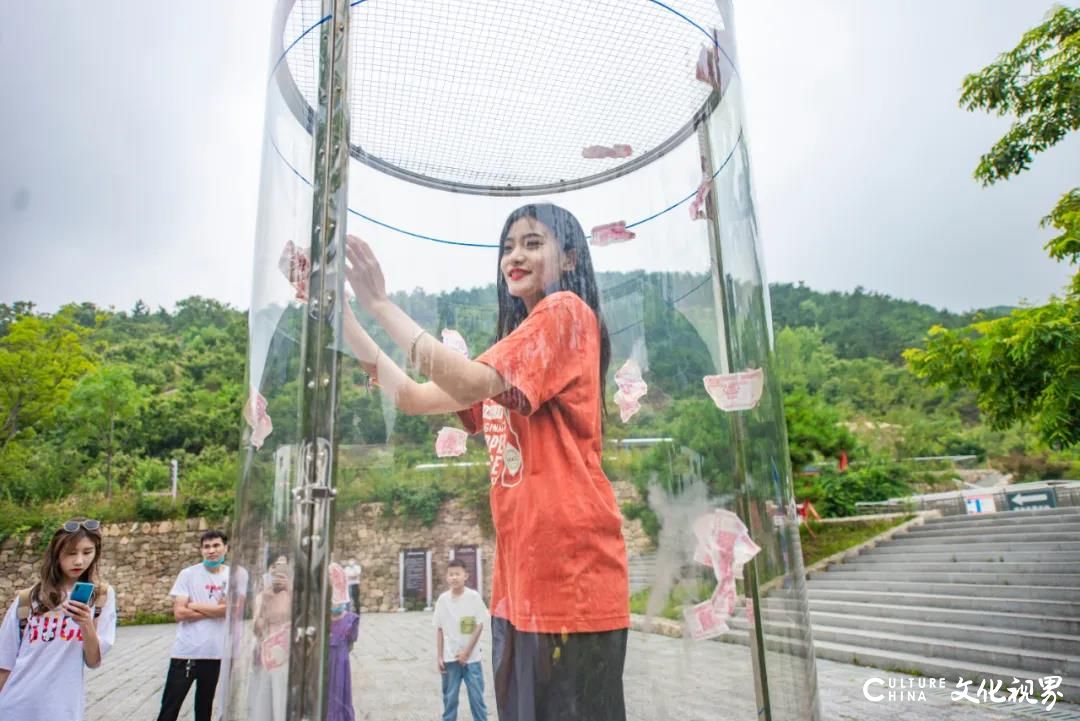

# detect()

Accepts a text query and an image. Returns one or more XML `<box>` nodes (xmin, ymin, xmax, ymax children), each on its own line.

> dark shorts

<box><xmin>491</xmin><ymin>617</ymin><xmax>628</xmax><ymax>721</ymax></box>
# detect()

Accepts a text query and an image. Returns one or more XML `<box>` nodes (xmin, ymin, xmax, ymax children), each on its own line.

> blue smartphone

<box><xmin>69</xmin><ymin>582</ymin><xmax>95</xmax><ymax>605</ymax></box>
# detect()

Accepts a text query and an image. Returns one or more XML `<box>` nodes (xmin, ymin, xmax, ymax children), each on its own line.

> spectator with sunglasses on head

<box><xmin>0</xmin><ymin>518</ymin><xmax>117</xmax><ymax>721</ymax></box>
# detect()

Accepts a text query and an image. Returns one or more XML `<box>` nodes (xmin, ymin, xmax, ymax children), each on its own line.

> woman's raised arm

<box><xmin>341</xmin><ymin>304</ymin><xmax>497</xmax><ymax>415</ymax></box>
<box><xmin>343</xmin><ymin>235</ymin><xmax>512</xmax><ymax>411</ymax></box>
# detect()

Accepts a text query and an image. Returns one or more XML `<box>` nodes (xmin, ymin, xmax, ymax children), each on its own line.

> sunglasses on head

<box><xmin>62</xmin><ymin>519</ymin><xmax>101</xmax><ymax>533</ymax></box>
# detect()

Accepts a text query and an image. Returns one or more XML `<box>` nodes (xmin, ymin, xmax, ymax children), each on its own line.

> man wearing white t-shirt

<box><xmin>156</xmin><ymin>530</ymin><xmax>230</xmax><ymax>721</ymax></box>
<box><xmin>433</xmin><ymin>560</ymin><xmax>488</xmax><ymax>721</ymax></box>
<box><xmin>344</xmin><ymin>558</ymin><xmax>362</xmax><ymax>613</ymax></box>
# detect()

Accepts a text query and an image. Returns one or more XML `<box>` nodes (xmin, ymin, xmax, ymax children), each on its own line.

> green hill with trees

<box><xmin>4</xmin><ymin>5</ymin><xmax>1075</xmax><ymax>543</ymax></box>
<box><xmin>0</xmin><ymin>282</ymin><xmax>1072</xmax><ymax>540</ymax></box>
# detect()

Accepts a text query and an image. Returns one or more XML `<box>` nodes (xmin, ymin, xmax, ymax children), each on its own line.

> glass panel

<box><xmin>225</xmin><ymin>0</ymin><xmax>350</xmax><ymax>719</ymax></box>
<box><xmin>229</xmin><ymin>1</ymin><xmax>821</xmax><ymax>719</ymax></box>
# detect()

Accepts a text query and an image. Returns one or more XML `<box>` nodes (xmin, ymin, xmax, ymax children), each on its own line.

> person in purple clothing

<box><xmin>328</xmin><ymin>563</ymin><xmax>360</xmax><ymax>721</ymax></box>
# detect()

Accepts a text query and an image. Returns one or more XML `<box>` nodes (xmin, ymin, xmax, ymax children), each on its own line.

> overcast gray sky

<box><xmin>1</xmin><ymin>1</ymin><xmax>1076</xmax><ymax>313</ymax></box>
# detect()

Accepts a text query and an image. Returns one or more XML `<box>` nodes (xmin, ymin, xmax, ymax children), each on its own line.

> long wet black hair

<box><xmin>494</xmin><ymin>203</ymin><xmax>611</xmax><ymax>419</ymax></box>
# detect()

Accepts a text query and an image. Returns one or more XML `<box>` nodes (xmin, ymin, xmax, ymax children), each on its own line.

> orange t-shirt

<box><xmin>458</xmin><ymin>291</ymin><xmax>629</xmax><ymax>634</ymax></box>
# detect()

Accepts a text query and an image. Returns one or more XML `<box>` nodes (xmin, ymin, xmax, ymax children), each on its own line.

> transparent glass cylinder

<box><xmin>227</xmin><ymin>1</ymin><xmax>821</xmax><ymax>719</ymax></box>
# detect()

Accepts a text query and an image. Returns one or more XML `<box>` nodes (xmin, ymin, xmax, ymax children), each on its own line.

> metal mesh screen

<box><xmin>282</xmin><ymin>0</ymin><xmax>729</xmax><ymax>193</ymax></box>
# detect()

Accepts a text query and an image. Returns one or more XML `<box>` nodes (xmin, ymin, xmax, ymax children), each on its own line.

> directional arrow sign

<box><xmin>1005</xmin><ymin>488</ymin><xmax>1058</xmax><ymax>511</ymax></box>
<box><xmin>1012</xmin><ymin>493</ymin><xmax>1047</xmax><ymax>506</ymax></box>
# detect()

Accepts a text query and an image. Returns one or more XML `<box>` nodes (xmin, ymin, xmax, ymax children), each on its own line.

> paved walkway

<box><xmin>89</xmin><ymin>614</ymin><xmax>1079</xmax><ymax>721</ymax></box>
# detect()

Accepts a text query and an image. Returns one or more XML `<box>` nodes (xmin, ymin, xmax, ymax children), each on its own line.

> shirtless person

<box><xmin>250</xmin><ymin>556</ymin><xmax>292</xmax><ymax>721</ymax></box>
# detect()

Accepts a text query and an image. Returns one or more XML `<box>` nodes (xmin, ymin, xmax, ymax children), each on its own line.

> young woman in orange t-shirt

<box><xmin>343</xmin><ymin>203</ymin><xmax>630</xmax><ymax>721</ymax></box>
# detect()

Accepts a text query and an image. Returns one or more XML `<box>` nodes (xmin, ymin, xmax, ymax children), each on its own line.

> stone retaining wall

<box><xmin>0</xmin><ymin>518</ymin><xmax>217</xmax><ymax>618</ymax></box>
<box><xmin>0</xmin><ymin>481</ymin><xmax>650</xmax><ymax>616</ymax></box>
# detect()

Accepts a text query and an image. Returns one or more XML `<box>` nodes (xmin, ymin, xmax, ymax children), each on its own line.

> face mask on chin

<box><xmin>203</xmin><ymin>556</ymin><xmax>226</xmax><ymax>569</ymax></box>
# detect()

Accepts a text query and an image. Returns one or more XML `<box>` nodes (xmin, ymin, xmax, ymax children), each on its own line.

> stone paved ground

<box><xmin>89</xmin><ymin>613</ymin><xmax>1080</xmax><ymax>721</ymax></box>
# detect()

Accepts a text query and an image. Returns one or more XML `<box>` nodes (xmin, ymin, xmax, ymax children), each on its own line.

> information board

<box><xmin>402</xmin><ymin>548</ymin><xmax>428</xmax><ymax>604</ymax></box>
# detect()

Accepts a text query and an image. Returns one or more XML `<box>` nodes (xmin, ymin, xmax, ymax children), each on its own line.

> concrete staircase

<box><xmin>628</xmin><ymin>553</ymin><xmax>658</xmax><ymax>593</ymax></box>
<box><xmin>732</xmin><ymin>507</ymin><xmax>1080</xmax><ymax>701</ymax></box>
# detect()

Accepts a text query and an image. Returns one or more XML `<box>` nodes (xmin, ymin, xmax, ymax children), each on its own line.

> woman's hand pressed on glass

<box><xmin>344</xmin><ymin>235</ymin><xmax>389</xmax><ymax>314</ymax></box>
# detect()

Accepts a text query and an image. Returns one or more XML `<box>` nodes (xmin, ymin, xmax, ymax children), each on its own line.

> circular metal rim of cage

<box><xmin>273</xmin><ymin>0</ymin><xmax>732</xmax><ymax>196</ymax></box>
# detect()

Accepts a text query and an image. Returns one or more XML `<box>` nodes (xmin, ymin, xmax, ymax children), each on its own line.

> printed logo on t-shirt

<box><xmin>205</xmin><ymin>582</ymin><xmax>227</xmax><ymax>601</ymax></box>
<box><xmin>459</xmin><ymin>616</ymin><xmax>477</xmax><ymax>635</ymax></box>
<box><xmin>482</xmin><ymin>401</ymin><xmax>523</xmax><ymax>488</ymax></box>
<box><xmin>26</xmin><ymin>611</ymin><xmax>83</xmax><ymax>645</ymax></box>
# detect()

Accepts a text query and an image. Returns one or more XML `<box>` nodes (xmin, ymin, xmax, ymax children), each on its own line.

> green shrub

<box><xmin>182</xmin><ymin>493</ymin><xmax>233</xmax><ymax>521</ymax></box>
<box><xmin>177</xmin><ymin>446</ymin><xmax>238</xmax><ymax>496</ymax></box>
<box><xmin>456</xmin><ymin>471</ymin><xmax>494</xmax><ymax>537</ymax></box>
<box><xmin>119</xmin><ymin>611</ymin><xmax>174</xmax><ymax>627</ymax></box>
<box><xmin>340</xmin><ymin>458</ymin><xmax>491</xmax><ymax>531</ymax></box>
<box><xmin>629</xmin><ymin>578</ymin><xmax>718</xmax><ymax>621</ymax></box>
<box><xmin>85</xmin><ymin>494</ymin><xmax>139</xmax><ymax>525</ymax></box>
<box><xmin>621</xmin><ymin>501</ymin><xmax>660</xmax><ymax>546</ymax></box>
<box><xmin>799</xmin><ymin>515</ymin><xmax>913</xmax><ymax>566</ymax></box>
<box><xmin>798</xmin><ymin>463</ymin><xmax>913</xmax><ymax>517</ymax></box>
<box><xmin>0</xmin><ymin>439</ymin><xmax>88</xmax><ymax>505</ymax></box>
<box><xmin>993</xmin><ymin>451</ymin><xmax>1072</xmax><ymax>482</ymax></box>
<box><xmin>135</xmin><ymin>494</ymin><xmax>181</xmax><ymax>522</ymax></box>
<box><xmin>382</xmin><ymin>482</ymin><xmax>453</xmax><ymax>527</ymax></box>
<box><xmin>133</xmin><ymin>457</ymin><xmax>172</xmax><ymax>493</ymax></box>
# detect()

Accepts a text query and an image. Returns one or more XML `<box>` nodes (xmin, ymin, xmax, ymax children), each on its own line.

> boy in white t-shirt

<box><xmin>156</xmin><ymin>530</ymin><xmax>230</xmax><ymax>721</ymax></box>
<box><xmin>433</xmin><ymin>560</ymin><xmax>488</xmax><ymax>721</ymax></box>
